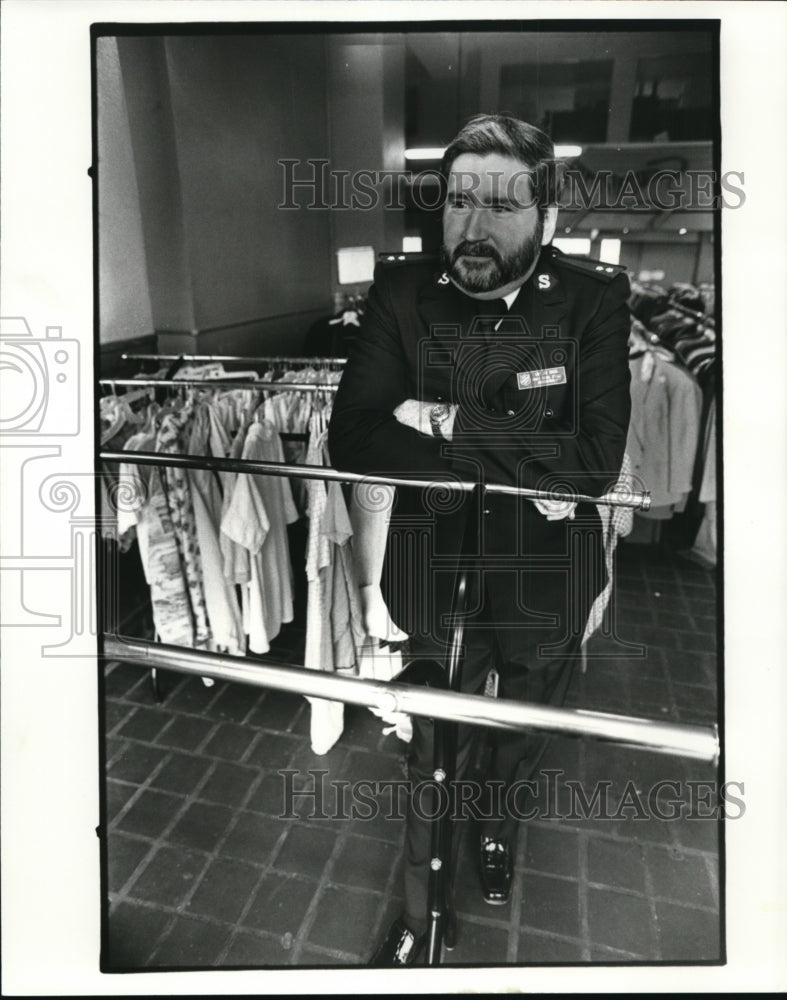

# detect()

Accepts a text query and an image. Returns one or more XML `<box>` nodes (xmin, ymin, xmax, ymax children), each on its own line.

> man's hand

<box><xmin>393</xmin><ymin>399</ymin><xmax>457</xmax><ymax>440</ymax></box>
<box><xmin>533</xmin><ymin>497</ymin><xmax>577</xmax><ymax>521</ymax></box>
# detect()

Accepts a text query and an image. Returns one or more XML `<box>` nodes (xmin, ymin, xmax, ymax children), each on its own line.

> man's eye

<box><xmin>450</xmin><ymin>196</ymin><xmax>470</xmax><ymax>208</ymax></box>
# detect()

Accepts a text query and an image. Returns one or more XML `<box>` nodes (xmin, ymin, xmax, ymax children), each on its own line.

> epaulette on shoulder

<box><xmin>546</xmin><ymin>246</ymin><xmax>627</xmax><ymax>282</ymax></box>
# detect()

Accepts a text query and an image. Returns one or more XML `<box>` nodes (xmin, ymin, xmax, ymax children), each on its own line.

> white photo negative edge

<box><xmin>1</xmin><ymin>0</ymin><xmax>786</xmax><ymax>995</ymax></box>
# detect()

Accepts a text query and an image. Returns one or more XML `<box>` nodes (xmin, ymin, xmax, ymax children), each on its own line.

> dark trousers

<box><xmin>401</xmin><ymin>619</ymin><xmax>578</xmax><ymax>933</ymax></box>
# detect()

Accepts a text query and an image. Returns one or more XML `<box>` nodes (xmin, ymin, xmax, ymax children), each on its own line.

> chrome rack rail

<box><xmin>99</xmin><ymin>378</ymin><xmax>339</xmax><ymax>392</ymax></box>
<box><xmin>103</xmin><ymin>638</ymin><xmax>718</xmax><ymax>764</ymax></box>
<box><xmin>99</xmin><ymin>450</ymin><xmax>651</xmax><ymax>511</ymax></box>
<box><xmin>121</xmin><ymin>353</ymin><xmax>347</xmax><ymax>365</ymax></box>
<box><xmin>100</xmin><ymin>453</ymin><xmax>685</xmax><ymax>964</ymax></box>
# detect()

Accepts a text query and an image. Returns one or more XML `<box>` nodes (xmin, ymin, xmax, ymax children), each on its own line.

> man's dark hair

<box><xmin>440</xmin><ymin>113</ymin><xmax>566</xmax><ymax>209</ymax></box>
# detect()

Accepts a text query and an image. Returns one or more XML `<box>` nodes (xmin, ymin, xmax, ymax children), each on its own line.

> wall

<box><xmin>326</xmin><ymin>34</ymin><xmax>405</xmax><ymax>309</ymax></box>
<box><xmin>116</xmin><ymin>36</ymin><xmax>196</xmax><ymax>335</ymax></box>
<box><xmin>104</xmin><ymin>33</ymin><xmax>336</xmax><ymax>354</ymax></box>
<box><xmin>96</xmin><ymin>37</ymin><xmax>154</xmax><ymax>344</ymax></box>
<box><xmin>163</xmin><ymin>34</ymin><xmax>332</xmax><ymax>333</ymax></box>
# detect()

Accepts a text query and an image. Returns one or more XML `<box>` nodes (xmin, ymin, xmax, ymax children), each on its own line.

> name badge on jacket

<box><xmin>517</xmin><ymin>366</ymin><xmax>567</xmax><ymax>390</ymax></box>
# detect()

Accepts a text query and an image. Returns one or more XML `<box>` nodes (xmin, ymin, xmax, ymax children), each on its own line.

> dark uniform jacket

<box><xmin>328</xmin><ymin>246</ymin><xmax>632</xmax><ymax>663</ymax></box>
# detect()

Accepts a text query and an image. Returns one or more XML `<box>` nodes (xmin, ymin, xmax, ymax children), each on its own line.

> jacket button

<box><xmin>544</xmin><ymin>408</ymin><xmax>554</xmax><ymax>417</ymax></box>
<box><xmin>506</xmin><ymin>409</ymin><xmax>515</xmax><ymax>416</ymax></box>
<box><xmin>483</xmin><ymin>508</ymin><xmax>491</xmax><ymax>515</ymax></box>
<box><xmin>436</xmin><ymin>395</ymin><xmax>443</xmax><ymax>402</ymax></box>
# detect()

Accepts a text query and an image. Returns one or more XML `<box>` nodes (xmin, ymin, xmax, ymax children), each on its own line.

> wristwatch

<box><xmin>430</xmin><ymin>402</ymin><xmax>452</xmax><ymax>439</ymax></box>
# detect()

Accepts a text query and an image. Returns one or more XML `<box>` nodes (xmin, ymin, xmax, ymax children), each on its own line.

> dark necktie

<box><xmin>454</xmin><ymin>298</ymin><xmax>510</xmax><ymax>408</ymax></box>
<box><xmin>472</xmin><ymin>297</ymin><xmax>509</xmax><ymax>338</ymax></box>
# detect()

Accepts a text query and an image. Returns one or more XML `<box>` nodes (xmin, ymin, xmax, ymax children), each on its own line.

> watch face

<box><xmin>432</xmin><ymin>403</ymin><xmax>450</xmax><ymax>422</ymax></box>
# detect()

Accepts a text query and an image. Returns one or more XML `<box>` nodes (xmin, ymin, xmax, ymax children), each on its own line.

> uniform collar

<box><xmin>417</xmin><ymin>248</ymin><xmax>568</xmax><ymax>339</ymax></box>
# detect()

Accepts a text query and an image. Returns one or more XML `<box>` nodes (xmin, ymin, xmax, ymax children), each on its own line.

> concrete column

<box><xmin>607</xmin><ymin>53</ymin><xmax>638</xmax><ymax>144</ymax></box>
<box><xmin>327</xmin><ymin>34</ymin><xmax>406</xmax><ymax>305</ymax></box>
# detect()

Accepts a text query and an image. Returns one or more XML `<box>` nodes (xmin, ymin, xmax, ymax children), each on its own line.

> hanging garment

<box><xmin>155</xmin><ymin>403</ymin><xmax>211</xmax><ymax>647</ymax></box>
<box><xmin>691</xmin><ymin>397</ymin><xmax>717</xmax><ymax>567</ymax></box>
<box><xmin>118</xmin><ymin>423</ymin><xmax>199</xmax><ymax>647</ymax></box>
<box><xmin>261</xmin><ymin>393</ymin><xmax>310</xmax><ymax>512</ymax></box>
<box><xmin>100</xmin><ymin>394</ymin><xmax>147</xmax><ymax>547</ymax></box>
<box><xmin>301</xmin><ymin>415</ymin><xmax>365</xmax><ymax>755</ymax></box>
<box><xmin>173</xmin><ymin>362</ymin><xmax>228</xmax><ymax>380</ymax></box>
<box><xmin>626</xmin><ymin>352</ymin><xmax>703</xmax><ymax>519</ymax></box>
<box><xmin>323</xmin><ymin>475</ymin><xmax>366</xmax><ymax>675</ymax></box>
<box><xmin>302</xmin><ymin>423</ymin><xmax>341</xmax><ymax>754</ymax></box>
<box><xmin>116</xmin><ymin>424</ymin><xmax>157</xmax><ymax>581</ymax></box>
<box><xmin>349</xmin><ymin>481</ymin><xmax>407</xmax><ymax>647</ymax></box>
<box><xmin>220</xmin><ymin>417</ymin><xmax>253</xmax><ymax>588</ymax></box>
<box><xmin>698</xmin><ymin>397</ymin><xmax>716</xmax><ymax>506</ymax></box>
<box><xmin>672</xmin><ymin>325</ymin><xmax>716</xmax><ymax>380</ymax></box>
<box><xmin>186</xmin><ymin>404</ymin><xmax>245</xmax><ymax>654</ymax></box>
<box><xmin>669</xmin><ymin>282</ymin><xmax>706</xmax><ymax>314</ymax></box>
<box><xmin>583</xmin><ymin>453</ymin><xmax>635</xmax><ymax>643</ymax></box>
<box><xmin>628</xmin><ymin>283</ymin><xmax>670</xmax><ymax>326</ymax></box>
<box><xmin>647</xmin><ymin>309</ymin><xmax>697</xmax><ymax>349</ymax></box>
<box><xmin>347</xmin><ymin>481</ymin><xmax>410</xmax><ymax>739</ymax></box>
<box><xmin>221</xmin><ymin>418</ymin><xmax>299</xmax><ymax>654</ymax></box>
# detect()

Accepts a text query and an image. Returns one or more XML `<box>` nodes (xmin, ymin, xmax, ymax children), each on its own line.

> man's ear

<box><xmin>540</xmin><ymin>205</ymin><xmax>558</xmax><ymax>245</ymax></box>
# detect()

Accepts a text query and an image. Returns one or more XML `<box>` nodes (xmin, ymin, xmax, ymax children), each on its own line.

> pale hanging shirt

<box><xmin>303</xmin><ymin>422</ymin><xmax>343</xmax><ymax>754</ymax></box>
<box><xmin>221</xmin><ymin>419</ymin><xmax>299</xmax><ymax>654</ymax></box>
<box><xmin>118</xmin><ymin>425</ymin><xmax>198</xmax><ymax>647</ymax></box>
<box><xmin>187</xmin><ymin>404</ymin><xmax>245</xmax><ymax>655</ymax></box>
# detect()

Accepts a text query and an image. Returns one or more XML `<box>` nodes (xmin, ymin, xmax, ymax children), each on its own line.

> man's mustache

<box><xmin>452</xmin><ymin>242</ymin><xmax>502</xmax><ymax>265</ymax></box>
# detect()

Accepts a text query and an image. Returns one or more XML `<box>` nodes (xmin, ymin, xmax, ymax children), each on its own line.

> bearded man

<box><xmin>328</xmin><ymin>114</ymin><xmax>632</xmax><ymax>965</ymax></box>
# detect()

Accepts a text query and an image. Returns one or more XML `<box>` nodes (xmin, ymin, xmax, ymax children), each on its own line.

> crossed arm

<box><xmin>329</xmin><ymin>270</ymin><xmax>631</xmax><ymax>514</ymax></box>
<box><xmin>390</xmin><ymin>399</ymin><xmax>574</xmax><ymax>519</ymax></box>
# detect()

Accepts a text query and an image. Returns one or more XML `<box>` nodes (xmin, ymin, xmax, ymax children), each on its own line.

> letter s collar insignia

<box><xmin>437</xmin><ymin>272</ymin><xmax>450</xmax><ymax>285</ymax></box>
<box><xmin>537</xmin><ymin>273</ymin><xmax>551</xmax><ymax>290</ymax></box>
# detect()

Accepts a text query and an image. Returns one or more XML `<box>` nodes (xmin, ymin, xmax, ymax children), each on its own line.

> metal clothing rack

<box><xmin>101</xmin><ymin>636</ymin><xmax>717</xmax><ymax>762</ymax></box>
<box><xmin>99</xmin><ymin>363</ymin><xmax>337</xmax><ymax>450</ymax></box>
<box><xmin>97</xmin><ymin>450</ymin><xmax>708</xmax><ymax>964</ymax></box>
<box><xmin>121</xmin><ymin>353</ymin><xmax>348</xmax><ymax>366</ymax></box>
<box><xmin>100</xmin><ymin>450</ymin><xmax>651</xmax><ymax>510</ymax></box>
<box><xmin>98</xmin><ymin>378</ymin><xmax>339</xmax><ymax>393</ymax></box>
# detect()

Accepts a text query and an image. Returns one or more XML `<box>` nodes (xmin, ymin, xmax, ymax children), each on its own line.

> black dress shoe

<box><xmin>479</xmin><ymin>836</ymin><xmax>512</xmax><ymax>905</ymax></box>
<box><xmin>369</xmin><ymin>917</ymin><xmax>425</xmax><ymax>966</ymax></box>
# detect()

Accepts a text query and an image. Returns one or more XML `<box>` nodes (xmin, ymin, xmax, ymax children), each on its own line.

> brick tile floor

<box><xmin>102</xmin><ymin>540</ymin><xmax>721</xmax><ymax>968</ymax></box>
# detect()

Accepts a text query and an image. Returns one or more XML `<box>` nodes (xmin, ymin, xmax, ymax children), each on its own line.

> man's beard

<box><xmin>441</xmin><ymin>219</ymin><xmax>544</xmax><ymax>294</ymax></box>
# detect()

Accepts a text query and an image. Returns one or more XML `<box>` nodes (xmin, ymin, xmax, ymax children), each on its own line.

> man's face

<box><xmin>441</xmin><ymin>152</ymin><xmax>547</xmax><ymax>298</ymax></box>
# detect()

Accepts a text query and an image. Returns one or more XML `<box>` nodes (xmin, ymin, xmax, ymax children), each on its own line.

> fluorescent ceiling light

<box><xmin>555</xmin><ymin>144</ymin><xmax>583</xmax><ymax>158</ymax></box>
<box><xmin>405</xmin><ymin>147</ymin><xmax>445</xmax><ymax>161</ymax></box>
